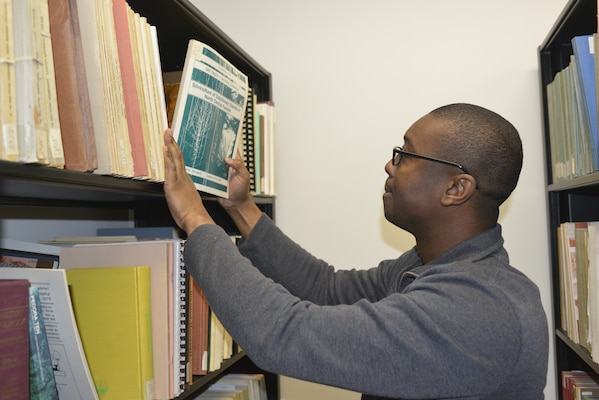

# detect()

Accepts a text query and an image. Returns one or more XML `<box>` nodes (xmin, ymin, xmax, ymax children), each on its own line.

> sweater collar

<box><xmin>404</xmin><ymin>224</ymin><xmax>505</xmax><ymax>277</ymax></box>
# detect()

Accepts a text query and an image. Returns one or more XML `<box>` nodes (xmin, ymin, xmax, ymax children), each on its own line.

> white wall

<box><xmin>191</xmin><ymin>1</ymin><xmax>570</xmax><ymax>399</ymax></box>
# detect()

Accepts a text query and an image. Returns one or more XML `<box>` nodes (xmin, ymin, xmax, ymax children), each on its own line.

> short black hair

<box><xmin>430</xmin><ymin>103</ymin><xmax>523</xmax><ymax>208</ymax></box>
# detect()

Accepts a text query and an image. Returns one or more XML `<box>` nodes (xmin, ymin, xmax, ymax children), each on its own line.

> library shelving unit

<box><xmin>0</xmin><ymin>0</ymin><xmax>278</xmax><ymax>399</ymax></box>
<box><xmin>538</xmin><ymin>0</ymin><xmax>599</xmax><ymax>397</ymax></box>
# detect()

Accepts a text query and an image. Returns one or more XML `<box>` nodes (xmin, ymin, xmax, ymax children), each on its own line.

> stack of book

<box><xmin>556</xmin><ymin>221</ymin><xmax>599</xmax><ymax>363</ymax></box>
<box><xmin>0</xmin><ymin>230</ymin><xmax>240</xmax><ymax>400</ymax></box>
<box><xmin>0</xmin><ymin>279</ymin><xmax>61</xmax><ymax>399</ymax></box>
<box><xmin>0</xmin><ymin>268</ymin><xmax>93</xmax><ymax>400</ymax></box>
<box><xmin>0</xmin><ymin>0</ymin><xmax>168</xmax><ymax>178</ymax></box>
<box><xmin>546</xmin><ymin>34</ymin><xmax>599</xmax><ymax>183</ymax></box>
<box><xmin>196</xmin><ymin>374</ymin><xmax>267</xmax><ymax>400</ymax></box>
<box><xmin>1</xmin><ymin>0</ymin><xmax>276</xmax><ymax>196</ymax></box>
<box><xmin>562</xmin><ymin>370</ymin><xmax>599</xmax><ymax>400</ymax></box>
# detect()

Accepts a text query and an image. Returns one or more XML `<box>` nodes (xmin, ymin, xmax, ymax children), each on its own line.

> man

<box><xmin>163</xmin><ymin>103</ymin><xmax>548</xmax><ymax>399</ymax></box>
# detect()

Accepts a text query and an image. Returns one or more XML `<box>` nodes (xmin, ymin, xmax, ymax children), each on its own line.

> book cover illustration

<box><xmin>29</xmin><ymin>286</ymin><xmax>59</xmax><ymax>399</ymax></box>
<box><xmin>171</xmin><ymin>40</ymin><xmax>249</xmax><ymax>198</ymax></box>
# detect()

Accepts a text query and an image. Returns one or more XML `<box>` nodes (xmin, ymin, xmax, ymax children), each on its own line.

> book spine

<box><xmin>243</xmin><ymin>87</ymin><xmax>256</xmax><ymax>193</ymax></box>
<box><xmin>48</xmin><ymin>0</ymin><xmax>96</xmax><ymax>171</ymax></box>
<box><xmin>0</xmin><ymin>0</ymin><xmax>19</xmax><ymax>162</ymax></box>
<box><xmin>0</xmin><ymin>279</ymin><xmax>30</xmax><ymax>399</ymax></box>
<box><xmin>174</xmin><ymin>240</ymin><xmax>188</xmax><ymax>394</ymax></box>
<box><xmin>29</xmin><ymin>286</ymin><xmax>59</xmax><ymax>400</ymax></box>
<box><xmin>136</xmin><ymin>266</ymin><xmax>155</xmax><ymax>400</ymax></box>
<box><xmin>111</xmin><ymin>0</ymin><xmax>148</xmax><ymax>178</ymax></box>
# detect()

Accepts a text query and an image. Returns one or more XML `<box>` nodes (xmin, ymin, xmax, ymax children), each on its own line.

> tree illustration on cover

<box><xmin>178</xmin><ymin>71</ymin><xmax>242</xmax><ymax>192</ymax></box>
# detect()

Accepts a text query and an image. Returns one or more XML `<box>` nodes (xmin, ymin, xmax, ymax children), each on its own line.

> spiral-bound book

<box><xmin>59</xmin><ymin>239</ymin><xmax>189</xmax><ymax>400</ymax></box>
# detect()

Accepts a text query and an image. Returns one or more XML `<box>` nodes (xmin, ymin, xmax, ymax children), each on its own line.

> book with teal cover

<box><xmin>171</xmin><ymin>39</ymin><xmax>249</xmax><ymax>198</ymax></box>
<box><xmin>29</xmin><ymin>286</ymin><xmax>59</xmax><ymax>400</ymax></box>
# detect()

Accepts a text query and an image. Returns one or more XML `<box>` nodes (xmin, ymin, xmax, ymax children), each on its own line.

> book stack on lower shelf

<box><xmin>557</xmin><ymin>222</ymin><xmax>599</xmax><ymax>365</ymax></box>
<box><xmin>0</xmin><ymin>232</ymin><xmax>266</xmax><ymax>400</ymax></box>
<box><xmin>0</xmin><ymin>271</ymin><xmax>87</xmax><ymax>399</ymax></box>
<box><xmin>194</xmin><ymin>374</ymin><xmax>267</xmax><ymax>400</ymax></box>
<box><xmin>0</xmin><ymin>280</ymin><xmax>64</xmax><ymax>399</ymax></box>
<box><xmin>562</xmin><ymin>370</ymin><xmax>599</xmax><ymax>400</ymax></box>
<box><xmin>2</xmin><ymin>0</ymin><xmax>277</xmax><ymax>398</ymax></box>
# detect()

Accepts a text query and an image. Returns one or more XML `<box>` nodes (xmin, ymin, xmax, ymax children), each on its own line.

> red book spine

<box><xmin>0</xmin><ymin>279</ymin><xmax>30</xmax><ymax>399</ymax></box>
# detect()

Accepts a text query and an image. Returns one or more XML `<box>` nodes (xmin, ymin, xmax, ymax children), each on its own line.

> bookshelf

<box><xmin>538</xmin><ymin>0</ymin><xmax>599</xmax><ymax>397</ymax></box>
<box><xmin>0</xmin><ymin>0</ymin><xmax>278</xmax><ymax>398</ymax></box>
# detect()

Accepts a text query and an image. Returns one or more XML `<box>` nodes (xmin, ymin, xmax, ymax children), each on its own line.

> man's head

<box><xmin>429</xmin><ymin>103</ymin><xmax>523</xmax><ymax>207</ymax></box>
<box><xmin>383</xmin><ymin>103</ymin><xmax>522</xmax><ymax>236</ymax></box>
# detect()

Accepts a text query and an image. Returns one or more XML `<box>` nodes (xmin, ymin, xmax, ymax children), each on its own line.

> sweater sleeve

<box><xmin>236</xmin><ymin>214</ymin><xmax>400</xmax><ymax>305</ymax></box>
<box><xmin>183</xmin><ymin>221</ymin><xmax>522</xmax><ymax>399</ymax></box>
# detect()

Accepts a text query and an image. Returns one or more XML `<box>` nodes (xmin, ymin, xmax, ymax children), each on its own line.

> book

<box><xmin>48</xmin><ymin>0</ymin><xmax>98</xmax><ymax>172</ymax></box>
<box><xmin>572</xmin><ymin>35</ymin><xmax>599</xmax><ymax>172</ymax></box>
<box><xmin>0</xmin><ymin>253</ymin><xmax>56</xmax><ymax>269</ymax></box>
<box><xmin>29</xmin><ymin>286</ymin><xmax>59</xmax><ymax>400</ymax></box>
<box><xmin>0</xmin><ymin>268</ymin><xmax>98</xmax><ymax>399</ymax></box>
<box><xmin>111</xmin><ymin>0</ymin><xmax>148</xmax><ymax>178</ymax></box>
<box><xmin>164</xmin><ymin>82</ymin><xmax>180</xmax><ymax>128</ymax></box>
<box><xmin>96</xmin><ymin>226</ymin><xmax>179</xmax><ymax>241</ymax></box>
<box><xmin>66</xmin><ymin>265</ymin><xmax>154</xmax><ymax>400</ymax></box>
<box><xmin>59</xmin><ymin>239</ymin><xmax>187</xmax><ymax>399</ymax></box>
<box><xmin>255</xmin><ymin>102</ymin><xmax>276</xmax><ymax>196</ymax></box>
<box><xmin>1</xmin><ymin>237</ymin><xmax>61</xmax><ymax>258</ymax></box>
<box><xmin>191</xmin><ymin>277</ymin><xmax>209</xmax><ymax>376</ymax></box>
<box><xmin>171</xmin><ymin>39</ymin><xmax>249</xmax><ymax>198</ymax></box>
<box><xmin>242</xmin><ymin>88</ymin><xmax>257</xmax><ymax>194</ymax></box>
<box><xmin>13</xmin><ymin>0</ymin><xmax>48</xmax><ymax>164</ymax></box>
<box><xmin>37</xmin><ymin>0</ymin><xmax>66</xmax><ymax>169</ymax></box>
<box><xmin>573</xmin><ymin>224</ymin><xmax>590</xmax><ymax>351</ymax></box>
<box><xmin>41</xmin><ymin>235</ymin><xmax>138</xmax><ymax>245</ymax></box>
<box><xmin>127</xmin><ymin>9</ymin><xmax>167</xmax><ymax>182</ymax></box>
<box><xmin>562</xmin><ymin>370</ymin><xmax>599</xmax><ymax>400</ymax></box>
<box><xmin>0</xmin><ymin>237</ymin><xmax>60</xmax><ymax>268</ymax></box>
<box><xmin>73</xmin><ymin>0</ymin><xmax>133</xmax><ymax>176</ymax></box>
<box><xmin>170</xmin><ymin>240</ymin><xmax>189</xmax><ymax>395</ymax></box>
<box><xmin>0</xmin><ymin>0</ymin><xmax>19</xmax><ymax>162</ymax></box>
<box><xmin>163</xmin><ymin>71</ymin><xmax>181</xmax><ymax>128</ymax></box>
<box><xmin>208</xmin><ymin>310</ymin><xmax>234</xmax><ymax>373</ymax></box>
<box><xmin>587</xmin><ymin>222</ymin><xmax>599</xmax><ymax>362</ymax></box>
<box><xmin>558</xmin><ymin>222</ymin><xmax>582</xmax><ymax>343</ymax></box>
<box><xmin>150</xmin><ymin>25</ymin><xmax>169</xmax><ymax>174</ymax></box>
<box><xmin>203</xmin><ymin>374</ymin><xmax>267</xmax><ymax>400</ymax></box>
<box><xmin>0</xmin><ymin>279</ymin><xmax>30</xmax><ymax>399</ymax></box>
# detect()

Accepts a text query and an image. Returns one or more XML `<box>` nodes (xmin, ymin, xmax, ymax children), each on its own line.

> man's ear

<box><xmin>441</xmin><ymin>174</ymin><xmax>477</xmax><ymax>206</ymax></box>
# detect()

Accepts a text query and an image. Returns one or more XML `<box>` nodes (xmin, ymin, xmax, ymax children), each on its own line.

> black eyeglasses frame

<box><xmin>392</xmin><ymin>146</ymin><xmax>471</xmax><ymax>176</ymax></box>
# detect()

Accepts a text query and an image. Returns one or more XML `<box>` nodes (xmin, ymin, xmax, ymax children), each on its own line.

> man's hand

<box><xmin>217</xmin><ymin>154</ymin><xmax>253</xmax><ymax>212</ymax></box>
<box><xmin>163</xmin><ymin>129</ymin><xmax>215</xmax><ymax>234</ymax></box>
<box><xmin>217</xmin><ymin>155</ymin><xmax>263</xmax><ymax>238</ymax></box>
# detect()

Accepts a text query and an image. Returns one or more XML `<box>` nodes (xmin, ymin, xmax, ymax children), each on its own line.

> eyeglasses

<box><xmin>392</xmin><ymin>146</ymin><xmax>471</xmax><ymax>175</ymax></box>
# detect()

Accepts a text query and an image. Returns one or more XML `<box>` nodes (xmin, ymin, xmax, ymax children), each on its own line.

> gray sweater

<box><xmin>184</xmin><ymin>214</ymin><xmax>548</xmax><ymax>399</ymax></box>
